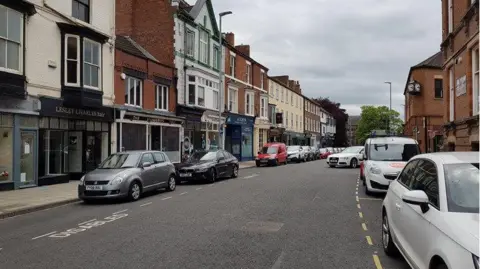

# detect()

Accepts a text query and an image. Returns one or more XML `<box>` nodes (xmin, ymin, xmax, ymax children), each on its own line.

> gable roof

<box><xmin>403</xmin><ymin>51</ymin><xmax>442</xmax><ymax>95</ymax></box>
<box><xmin>188</xmin><ymin>0</ymin><xmax>219</xmax><ymax>36</ymax></box>
<box><xmin>115</xmin><ymin>35</ymin><xmax>159</xmax><ymax>63</ymax></box>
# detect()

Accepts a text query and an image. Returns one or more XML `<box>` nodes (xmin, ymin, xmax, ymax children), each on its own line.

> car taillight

<box><xmin>360</xmin><ymin>161</ymin><xmax>364</xmax><ymax>175</ymax></box>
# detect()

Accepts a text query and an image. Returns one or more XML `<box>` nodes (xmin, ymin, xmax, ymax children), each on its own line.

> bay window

<box><xmin>83</xmin><ymin>39</ymin><xmax>101</xmax><ymax>89</ymax></box>
<box><xmin>213</xmin><ymin>46</ymin><xmax>220</xmax><ymax>69</ymax></box>
<box><xmin>65</xmin><ymin>35</ymin><xmax>80</xmax><ymax>85</ymax></box>
<box><xmin>155</xmin><ymin>84</ymin><xmax>169</xmax><ymax>110</ymax></box>
<box><xmin>213</xmin><ymin>91</ymin><xmax>219</xmax><ymax>110</ymax></box>
<box><xmin>0</xmin><ymin>5</ymin><xmax>23</xmax><ymax>73</ymax></box>
<box><xmin>245</xmin><ymin>92</ymin><xmax>254</xmax><ymax>116</ymax></box>
<box><xmin>125</xmin><ymin>76</ymin><xmax>142</xmax><ymax>107</ymax></box>
<box><xmin>199</xmin><ymin>29</ymin><xmax>208</xmax><ymax>64</ymax></box>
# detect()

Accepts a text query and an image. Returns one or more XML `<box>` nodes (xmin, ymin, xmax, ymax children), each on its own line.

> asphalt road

<box><xmin>0</xmin><ymin>161</ymin><xmax>411</xmax><ymax>269</ymax></box>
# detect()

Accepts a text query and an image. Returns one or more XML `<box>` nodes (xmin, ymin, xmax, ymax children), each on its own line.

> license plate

<box><xmin>330</xmin><ymin>160</ymin><xmax>337</xmax><ymax>163</ymax></box>
<box><xmin>180</xmin><ymin>173</ymin><xmax>192</xmax><ymax>177</ymax></box>
<box><xmin>260</xmin><ymin>159</ymin><xmax>268</xmax><ymax>163</ymax></box>
<box><xmin>86</xmin><ymin>185</ymin><xmax>102</xmax><ymax>191</ymax></box>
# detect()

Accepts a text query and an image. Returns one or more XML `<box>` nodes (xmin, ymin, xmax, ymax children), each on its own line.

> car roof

<box><xmin>266</xmin><ymin>143</ymin><xmax>284</xmax><ymax>147</ymax></box>
<box><xmin>115</xmin><ymin>150</ymin><xmax>159</xmax><ymax>154</ymax></box>
<box><xmin>413</xmin><ymin>152</ymin><xmax>479</xmax><ymax>164</ymax></box>
<box><xmin>366</xmin><ymin>137</ymin><xmax>417</xmax><ymax>144</ymax></box>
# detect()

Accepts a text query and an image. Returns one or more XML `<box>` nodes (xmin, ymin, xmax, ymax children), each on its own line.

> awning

<box><xmin>202</xmin><ymin>110</ymin><xmax>226</xmax><ymax>124</ymax></box>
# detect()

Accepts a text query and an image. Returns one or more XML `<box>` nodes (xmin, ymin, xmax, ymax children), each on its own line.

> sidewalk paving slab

<box><xmin>0</xmin><ymin>161</ymin><xmax>257</xmax><ymax>220</ymax></box>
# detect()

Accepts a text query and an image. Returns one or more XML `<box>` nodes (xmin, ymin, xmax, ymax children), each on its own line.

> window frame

<box><xmin>260</xmin><ymin>96</ymin><xmax>268</xmax><ymax>118</ymax></box>
<box><xmin>186</xmin><ymin>30</ymin><xmax>195</xmax><ymax>57</ymax></box>
<box><xmin>199</xmin><ymin>29</ymin><xmax>209</xmax><ymax>64</ymax></box>
<box><xmin>409</xmin><ymin>159</ymin><xmax>441</xmax><ymax>210</ymax></box>
<box><xmin>82</xmin><ymin>37</ymin><xmax>101</xmax><ymax>90</ymax></box>
<box><xmin>213</xmin><ymin>45</ymin><xmax>220</xmax><ymax>69</ymax></box>
<box><xmin>213</xmin><ymin>90</ymin><xmax>219</xmax><ymax>110</ymax></box>
<box><xmin>125</xmin><ymin>75</ymin><xmax>143</xmax><ymax>107</ymax></box>
<box><xmin>64</xmin><ymin>34</ymin><xmax>81</xmax><ymax>87</ymax></box>
<box><xmin>197</xmin><ymin>85</ymin><xmax>205</xmax><ymax>107</ymax></box>
<box><xmin>449</xmin><ymin>67</ymin><xmax>454</xmax><ymax>121</ymax></box>
<box><xmin>245</xmin><ymin>91</ymin><xmax>254</xmax><ymax>116</ymax></box>
<box><xmin>155</xmin><ymin>84</ymin><xmax>169</xmax><ymax>111</ymax></box>
<box><xmin>228</xmin><ymin>87</ymin><xmax>238</xmax><ymax>113</ymax></box>
<box><xmin>0</xmin><ymin>5</ymin><xmax>24</xmax><ymax>74</ymax></box>
<box><xmin>397</xmin><ymin>159</ymin><xmax>419</xmax><ymax>188</ymax></box>
<box><xmin>229</xmin><ymin>54</ymin><xmax>235</xmax><ymax>76</ymax></box>
<box><xmin>434</xmin><ymin>78</ymin><xmax>443</xmax><ymax>98</ymax></box>
<box><xmin>246</xmin><ymin>63</ymin><xmax>251</xmax><ymax>84</ymax></box>
<box><xmin>72</xmin><ymin>0</ymin><xmax>90</xmax><ymax>23</ymax></box>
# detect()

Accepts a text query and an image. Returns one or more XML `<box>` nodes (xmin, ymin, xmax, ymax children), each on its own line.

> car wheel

<box><xmin>166</xmin><ymin>174</ymin><xmax>176</xmax><ymax>192</ymax></box>
<box><xmin>275</xmin><ymin>159</ymin><xmax>279</xmax><ymax>166</ymax></box>
<box><xmin>209</xmin><ymin>168</ymin><xmax>216</xmax><ymax>183</ymax></box>
<box><xmin>382</xmin><ymin>212</ymin><xmax>398</xmax><ymax>256</ymax></box>
<box><xmin>350</xmin><ymin>158</ymin><xmax>358</xmax><ymax>168</ymax></box>
<box><xmin>435</xmin><ymin>264</ymin><xmax>448</xmax><ymax>269</ymax></box>
<box><xmin>128</xmin><ymin>181</ymin><xmax>142</xmax><ymax>201</ymax></box>
<box><xmin>231</xmin><ymin>165</ymin><xmax>239</xmax><ymax>178</ymax></box>
<box><xmin>256</xmin><ymin>161</ymin><xmax>261</xmax><ymax>167</ymax></box>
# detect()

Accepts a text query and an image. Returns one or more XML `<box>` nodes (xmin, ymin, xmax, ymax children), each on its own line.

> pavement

<box><xmin>0</xmin><ymin>160</ymin><xmax>411</xmax><ymax>269</ymax></box>
<box><xmin>0</xmin><ymin>161</ymin><xmax>257</xmax><ymax>219</ymax></box>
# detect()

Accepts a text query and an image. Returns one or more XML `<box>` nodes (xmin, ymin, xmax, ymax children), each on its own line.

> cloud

<box><xmin>188</xmin><ymin>0</ymin><xmax>441</xmax><ymax>120</ymax></box>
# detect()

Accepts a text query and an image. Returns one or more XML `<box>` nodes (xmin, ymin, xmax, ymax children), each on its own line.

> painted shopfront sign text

<box><xmin>55</xmin><ymin>106</ymin><xmax>106</xmax><ymax>118</ymax></box>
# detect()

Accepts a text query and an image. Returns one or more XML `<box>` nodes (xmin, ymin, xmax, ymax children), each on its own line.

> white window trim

<box><xmin>449</xmin><ymin>68</ymin><xmax>454</xmax><ymax>121</ymax></box>
<box><xmin>246</xmin><ymin>63</ymin><xmax>251</xmax><ymax>84</ymax></box>
<box><xmin>245</xmin><ymin>91</ymin><xmax>255</xmax><ymax>116</ymax></box>
<box><xmin>83</xmin><ymin>38</ymin><xmax>101</xmax><ymax>90</ymax></box>
<box><xmin>448</xmin><ymin>0</ymin><xmax>453</xmax><ymax>33</ymax></box>
<box><xmin>64</xmin><ymin>34</ymin><xmax>80</xmax><ymax>87</ymax></box>
<box><xmin>125</xmin><ymin>76</ymin><xmax>143</xmax><ymax>107</ymax></box>
<box><xmin>186</xmin><ymin>30</ymin><xmax>195</xmax><ymax>57</ymax></box>
<box><xmin>197</xmin><ymin>85</ymin><xmax>205</xmax><ymax>107</ymax></box>
<box><xmin>199</xmin><ymin>29</ymin><xmax>208</xmax><ymax>64</ymax></box>
<box><xmin>260</xmin><ymin>69</ymin><xmax>265</xmax><ymax>90</ymax></box>
<box><xmin>213</xmin><ymin>90</ymin><xmax>219</xmax><ymax>110</ymax></box>
<box><xmin>260</xmin><ymin>96</ymin><xmax>268</xmax><ymax>119</ymax></box>
<box><xmin>473</xmin><ymin>48</ymin><xmax>479</xmax><ymax>115</ymax></box>
<box><xmin>0</xmin><ymin>6</ymin><xmax>24</xmax><ymax>74</ymax></box>
<box><xmin>228</xmin><ymin>87</ymin><xmax>238</xmax><ymax>113</ymax></box>
<box><xmin>213</xmin><ymin>46</ymin><xmax>219</xmax><ymax>69</ymax></box>
<box><xmin>155</xmin><ymin>84</ymin><xmax>169</xmax><ymax>111</ymax></box>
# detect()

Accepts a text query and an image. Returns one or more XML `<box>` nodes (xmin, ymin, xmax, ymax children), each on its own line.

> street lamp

<box><xmin>217</xmin><ymin>11</ymin><xmax>232</xmax><ymax>150</ymax></box>
<box><xmin>384</xmin><ymin>81</ymin><xmax>392</xmax><ymax>133</ymax></box>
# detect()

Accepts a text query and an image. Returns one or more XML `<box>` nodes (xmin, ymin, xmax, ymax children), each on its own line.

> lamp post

<box><xmin>384</xmin><ymin>81</ymin><xmax>392</xmax><ymax>133</ymax></box>
<box><xmin>217</xmin><ymin>11</ymin><xmax>232</xmax><ymax>150</ymax></box>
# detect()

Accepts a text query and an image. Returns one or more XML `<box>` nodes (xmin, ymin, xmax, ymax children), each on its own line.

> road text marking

<box><xmin>362</xmin><ymin>223</ymin><xmax>368</xmax><ymax>231</ymax></box>
<box><xmin>373</xmin><ymin>254</ymin><xmax>383</xmax><ymax>269</ymax></box>
<box><xmin>359</xmin><ymin>197</ymin><xmax>383</xmax><ymax>201</ymax></box>
<box><xmin>366</xmin><ymin>236</ymin><xmax>373</xmax><ymax>245</ymax></box>
<box><xmin>32</xmin><ymin>231</ymin><xmax>57</xmax><ymax>240</ymax></box>
<box><xmin>271</xmin><ymin>250</ymin><xmax>286</xmax><ymax>269</ymax></box>
<box><xmin>78</xmin><ymin>219</ymin><xmax>96</xmax><ymax>226</ymax></box>
<box><xmin>358</xmin><ymin>212</ymin><xmax>363</xmax><ymax>218</ymax></box>
<box><xmin>161</xmin><ymin>196</ymin><xmax>172</xmax><ymax>200</ymax></box>
<box><xmin>179</xmin><ymin>192</ymin><xmax>188</xmax><ymax>195</ymax></box>
<box><xmin>196</xmin><ymin>187</ymin><xmax>203</xmax><ymax>190</ymax></box>
<box><xmin>113</xmin><ymin>209</ymin><xmax>128</xmax><ymax>215</ymax></box>
<box><xmin>140</xmin><ymin>202</ymin><xmax>152</xmax><ymax>207</ymax></box>
<box><xmin>48</xmin><ymin>213</ymin><xmax>128</xmax><ymax>239</ymax></box>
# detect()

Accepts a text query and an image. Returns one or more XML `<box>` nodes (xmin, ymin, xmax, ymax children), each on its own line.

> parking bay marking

<box><xmin>373</xmin><ymin>254</ymin><xmax>383</xmax><ymax>269</ymax></box>
<box><xmin>243</xmin><ymin>174</ymin><xmax>259</xmax><ymax>179</ymax></box>
<box><xmin>179</xmin><ymin>192</ymin><xmax>188</xmax><ymax>195</ymax></box>
<box><xmin>358</xmin><ymin>197</ymin><xmax>383</xmax><ymax>201</ymax></box>
<box><xmin>113</xmin><ymin>209</ymin><xmax>128</xmax><ymax>215</ymax></box>
<box><xmin>362</xmin><ymin>223</ymin><xmax>368</xmax><ymax>231</ymax></box>
<box><xmin>366</xmin><ymin>236</ymin><xmax>373</xmax><ymax>245</ymax></box>
<box><xmin>46</xmin><ymin>213</ymin><xmax>129</xmax><ymax>239</ymax></box>
<box><xmin>161</xmin><ymin>196</ymin><xmax>172</xmax><ymax>201</ymax></box>
<box><xmin>78</xmin><ymin>219</ymin><xmax>96</xmax><ymax>225</ymax></box>
<box><xmin>140</xmin><ymin>202</ymin><xmax>152</xmax><ymax>207</ymax></box>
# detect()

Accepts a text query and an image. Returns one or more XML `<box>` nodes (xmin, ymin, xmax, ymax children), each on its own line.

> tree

<box><xmin>314</xmin><ymin>97</ymin><xmax>349</xmax><ymax>146</ymax></box>
<box><xmin>356</xmin><ymin>105</ymin><xmax>403</xmax><ymax>144</ymax></box>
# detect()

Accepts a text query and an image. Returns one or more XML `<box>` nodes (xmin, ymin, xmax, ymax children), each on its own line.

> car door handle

<box><xmin>395</xmin><ymin>203</ymin><xmax>401</xmax><ymax>211</ymax></box>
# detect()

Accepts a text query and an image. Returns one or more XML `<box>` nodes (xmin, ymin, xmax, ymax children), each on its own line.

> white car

<box><xmin>363</xmin><ymin>136</ymin><xmax>420</xmax><ymax>194</ymax></box>
<box><xmin>382</xmin><ymin>152</ymin><xmax>479</xmax><ymax>269</ymax></box>
<box><xmin>326</xmin><ymin>146</ymin><xmax>364</xmax><ymax>168</ymax></box>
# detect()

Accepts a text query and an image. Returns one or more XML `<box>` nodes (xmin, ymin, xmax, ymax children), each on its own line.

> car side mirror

<box><xmin>362</xmin><ymin>153</ymin><xmax>367</xmax><ymax>160</ymax></box>
<box><xmin>402</xmin><ymin>190</ymin><xmax>430</xmax><ymax>213</ymax></box>
<box><xmin>142</xmin><ymin>162</ymin><xmax>152</xmax><ymax>168</ymax></box>
<box><xmin>218</xmin><ymin>157</ymin><xmax>225</xmax><ymax>162</ymax></box>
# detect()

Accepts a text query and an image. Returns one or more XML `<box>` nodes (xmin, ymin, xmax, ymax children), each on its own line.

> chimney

<box><xmin>235</xmin><ymin>45</ymin><xmax>250</xmax><ymax>57</ymax></box>
<box><xmin>225</xmin><ymin>32</ymin><xmax>235</xmax><ymax>46</ymax></box>
<box><xmin>288</xmin><ymin>80</ymin><xmax>296</xmax><ymax>90</ymax></box>
<box><xmin>270</xmin><ymin>76</ymin><xmax>289</xmax><ymax>86</ymax></box>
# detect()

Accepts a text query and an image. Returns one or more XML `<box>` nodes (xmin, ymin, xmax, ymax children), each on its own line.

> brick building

<box><xmin>114</xmin><ymin>0</ymin><xmax>183</xmax><ymax>162</ymax></box>
<box><xmin>403</xmin><ymin>52</ymin><xmax>445</xmax><ymax>153</ymax></box>
<box><xmin>304</xmin><ymin>98</ymin><xmax>321</xmax><ymax>147</ymax></box>
<box><xmin>223</xmin><ymin>33</ymin><xmax>269</xmax><ymax>160</ymax></box>
<box><xmin>347</xmin><ymin>115</ymin><xmax>361</xmax><ymax>146</ymax></box>
<box><xmin>441</xmin><ymin>0</ymin><xmax>479</xmax><ymax>151</ymax></box>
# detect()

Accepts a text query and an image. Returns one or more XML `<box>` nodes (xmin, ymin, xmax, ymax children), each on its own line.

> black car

<box><xmin>176</xmin><ymin>150</ymin><xmax>239</xmax><ymax>183</ymax></box>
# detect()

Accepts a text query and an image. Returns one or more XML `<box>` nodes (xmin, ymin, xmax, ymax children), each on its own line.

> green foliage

<box><xmin>356</xmin><ymin>106</ymin><xmax>403</xmax><ymax>144</ymax></box>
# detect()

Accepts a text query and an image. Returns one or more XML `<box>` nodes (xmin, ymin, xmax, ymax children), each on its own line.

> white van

<box><xmin>362</xmin><ymin>136</ymin><xmax>420</xmax><ymax>195</ymax></box>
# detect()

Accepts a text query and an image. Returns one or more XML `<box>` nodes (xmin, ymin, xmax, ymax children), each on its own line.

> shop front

<box><xmin>116</xmin><ymin>107</ymin><xmax>183</xmax><ymax>163</ymax></box>
<box><xmin>225</xmin><ymin>113</ymin><xmax>255</xmax><ymax>161</ymax></box>
<box><xmin>254</xmin><ymin>117</ymin><xmax>271</xmax><ymax>156</ymax></box>
<box><xmin>286</xmin><ymin>131</ymin><xmax>306</xmax><ymax>146</ymax></box>
<box><xmin>38</xmin><ymin>97</ymin><xmax>113</xmax><ymax>184</ymax></box>
<box><xmin>0</xmin><ymin>97</ymin><xmax>41</xmax><ymax>191</ymax></box>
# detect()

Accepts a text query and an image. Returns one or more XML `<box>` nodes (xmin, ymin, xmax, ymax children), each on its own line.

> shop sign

<box><xmin>0</xmin><ymin>96</ymin><xmax>40</xmax><ymax>113</ymax></box>
<box><xmin>226</xmin><ymin>114</ymin><xmax>254</xmax><ymax>126</ymax></box>
<box><xmin>39</xmin><ymin>97</ymin><xmax>113</xmax><ymax>122</ymax></box>
<box><xmin>122</xmin><ymin>114</ymin><xmax>182</xmax><ymax>125</ymax></box>
<box><xmin>242</xmin><ymin>126</ymin><xmax>253</xmax><ymax>133</ymax></box>
<box><xmin>456</xmin><ymin>75</ymin><xmax>467</xmax><ymax>96</ymax></box>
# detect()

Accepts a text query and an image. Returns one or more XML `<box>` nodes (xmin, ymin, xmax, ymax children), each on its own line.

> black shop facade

<box><xmin>38</xmin><ymin>97</ymin><xmax>114</xmax><ymax>184</ymax></box>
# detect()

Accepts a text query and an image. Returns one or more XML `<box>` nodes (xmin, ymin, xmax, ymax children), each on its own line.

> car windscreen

<box><xmin>369</xmin><ymin>143</ymin><xmax>419</xmax><ymax>161</ymax></box>
<box><xmin>99</xmin><ymin>153</ymin><xmax>140</xmax><ymax>169</ymax></box>
<box><xmin>444</xmin><ymin>163</ymin><xmax>479</xmax><ymax>213</ymax></box>
<box><xmin>262</xmin><ymin>146</ymin><xmax>278</xmax><ymax>154</ymax></box>
<box><xmin>341</xmin><ymin>147</ymin><xmax>362</xmax><ymax>154</ymax></box>
<box><xmin>190</xmin><ymin>151</ymin><xmax>217</xmax><ymax>161</ymax></box>
<box><xmin>287</xmin><ymin>146</ymin><xmax>300</xmax><ymax>152</ymax></box>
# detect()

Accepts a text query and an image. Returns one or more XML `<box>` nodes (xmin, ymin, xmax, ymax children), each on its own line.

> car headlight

<box><xmin>110</xmin><ymin>176</ymin><xmax>124</xmax><ymax>185</ymax></box>
<box><xmin>196</xmin><ymin>167</ymin><xmax>209</xmax><ymax>173</ymax></box>
<box><xmin>79</xmin><ymin>175</ymin><xmax>85</xmax><ymax>186</ymax></box>
<box><xmin>473</xmin><ymin>254</ymin><xmax>479</xmax><ymax>269</ymax></box>
<box><xmin>340</xmin><ymin>157</ymin><xmax>349</xmax><ymax>160</ymax></box>
<box><xmin>369</xmin><ymin>165</ymin><xmax>382</xmax><ymax>174</ymax></box>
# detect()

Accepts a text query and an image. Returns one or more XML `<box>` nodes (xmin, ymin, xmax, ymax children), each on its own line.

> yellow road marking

<box><xmin>362</xmin><ymin>223</ymin><xmax>368</xmax><ymax>231</ymax></box>
<box><xmin>373</xmin><ymin>255</ymin><xmax>383</xmax><ymax>269</ymax></box>
<box><xmin>357</xmin><ymin>204</ymin><xmax>361</xmax><ymax>209</ymax></box>
<box><xmin>358</xmin><ymin>212</ymin><xmax>363</xmax><ymax>218</ymax></box>
<box><xmin>366</xmin><ymin>236</ymin><xmax>373</xmax><ymax>245</ymax></box>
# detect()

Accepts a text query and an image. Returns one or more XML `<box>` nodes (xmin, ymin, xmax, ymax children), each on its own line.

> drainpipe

<box><xmin>183</xmin><ymin>20</ymin><xmax>187</xmax><ymax>106</ymax></box>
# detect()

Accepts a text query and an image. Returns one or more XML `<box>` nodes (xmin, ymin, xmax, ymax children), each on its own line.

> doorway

<box><xmin>85</xmin><ymin>132</ymin><xmax>103</xmax><ymax>172</ymax></box>
<box><xmin>19</xmin><ymin>130</ymin><xmax>37</xmax><ymax>188</ymax></box>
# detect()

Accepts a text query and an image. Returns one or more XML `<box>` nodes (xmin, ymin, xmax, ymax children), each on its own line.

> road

<box><xmin>0</xmin><ymin>161</ymin><xmax>411</xmax><ymax>269</ymax></box>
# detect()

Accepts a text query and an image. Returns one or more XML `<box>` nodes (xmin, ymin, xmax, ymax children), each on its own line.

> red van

<box><xmin>255</xmin><ymin>142</ymin><xmax>288</xmax><ymax>167</ymax></box>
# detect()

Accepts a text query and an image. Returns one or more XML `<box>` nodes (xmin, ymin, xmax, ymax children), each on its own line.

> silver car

<box><xmin>78</xmin><ymin>151</ymin><xmax>177</xmax><ymax>202</ymax></box>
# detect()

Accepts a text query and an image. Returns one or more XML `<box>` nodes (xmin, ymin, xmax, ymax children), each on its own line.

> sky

<box><xmin>186</xmin><ymin>0</ymin><xmax>442</xmax><ymax>120</ymax></box>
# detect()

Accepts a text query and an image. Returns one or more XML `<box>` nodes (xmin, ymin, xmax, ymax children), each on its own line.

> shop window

<box><xmin>162</xmin><ymin>126</ymin><xmax>180</xmax><ymax>162</ymax></box>
<box><xmin>125</xmin><ymin>76</ymin><xmax>142</xmax><ymax>107</ymax></box>
<box><xmin>0</xmin><ymin>5</ymin><xmax>23</xmax><ymax>73</ymax></box>
<box><xmin>0</xmin><ymin>114</ymin><xmax>13</xmax><ymax>182</ymax></box>
<box><xmin>122</xmin><ymin>123</ymin><xmax>146</xmax><ymax>151</ymax></box>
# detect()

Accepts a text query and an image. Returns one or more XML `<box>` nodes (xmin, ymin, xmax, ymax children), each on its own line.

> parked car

<box><xmin>78</xmin><ymin>151</ymin><xmax>177</xmax><ymax>202</ymax></box>
<box><xmin>326</xmin><ymin>146</ymin><xmax>364</xmax><ymax>168</ymax></box>
<box><xmin>363</xmin><ymin>136</ymin><xmax>421</xmax><ymax>195</ymax></box>
<box><xmin>176</xmin><ymin>149</ymin><xmax>238</xmax><ymax>183</ymax></box>
<box><xmin>319</xmin><ymin>148</ymin><xmax>331</xmax><ymax>159</ymax></box>
<box><xmin>287</xmin><ymin>145</ymin><xmax>306</xmax><ymax>163</ymax></box>
<box><xmin>382</xmin><ymin>152</ymin><xmax>479</xmax><ymax>269</ymax></box>
<box><xmin>256</xmin><ymin>142</ymin><xmax>288</xmax><ymax>166</ymax></box>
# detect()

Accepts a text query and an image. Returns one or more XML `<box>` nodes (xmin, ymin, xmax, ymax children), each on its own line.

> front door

<box><xmin>85</xmin><ymin>132</ymin><xmax>102</xmax><ymax>172</ymax></box>
<box><xmin>19</xmin><ymin>131</ymin><xmax>37</xmax><ymax>188</ymax></box>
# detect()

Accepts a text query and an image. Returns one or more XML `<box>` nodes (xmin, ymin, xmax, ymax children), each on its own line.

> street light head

<box><xmin>219</xmin><ymin>11</ymin><xmax>233</xmax><ymax>17</ymax></box>
<box><xmin>384</xmin><ymin>81</ymin><xmax>392</xmax><ymax>84</ymax></box>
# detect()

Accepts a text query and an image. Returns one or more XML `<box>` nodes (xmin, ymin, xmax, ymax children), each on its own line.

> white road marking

<box><xmin>208</xmin><ymin>184</ymin><xmax>215</xmax><ymax>187</ymax></box>
<box><xmin>243</xmin><ymin>174</ymin><xmax>259</xmax><ymax>179</ymax></box>
<box><xmin>78</xmin><ymin>219</ymin><xmax>97</xmax><ymax>226</ymax></box>
<box><xmin>179</xmin><ymin>192</ymin><xmax>188</xmax><ymax>195</ymax></box>
<box><xmin>359</xmin><ymin>197</ymin><xmax>383</xmax><ymax>201</ymax></box>
<box><xmin>271</xmin><ymin>250</ymin><xmax>286</xmax><ymax>269</ymax></box>
<box><xmin>196</xmin><ymin>187</ymin><xmax>203</xmax><ymax>190</ymax></box>
<box><xmin>112</xmin><ymin>209</ymin><xmax>128</xmax><ymax>215</ymax></box>
<box><xmin>140</xmin><ymin>202</ymin><xmax>152</xmax><ymax>207</ymax></box>
<box><xmin>161</xmin><ymin>196</ymin><xmax>172</xmax><ymax>200</ymax></box>
<box><xmin>32</xmin><ymin>231</ymin><xmax>57</xmax><ymax>240</ymax></box>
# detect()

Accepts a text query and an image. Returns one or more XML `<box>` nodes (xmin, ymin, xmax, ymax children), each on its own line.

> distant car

<box><xmin>256</xmin><ymin>142</ymin><xmax>288</xmax><ymax>166</ymax></box>
<box><xmin>78</xmin><ymin>151</ymin><xmax>177</xmax><ymax>202</ymax></box>
<box><xmin>326</xmin><ymin>146</ymin><xmax>364</xmax><ymax>168</ymax></box>
<box><xmin>177</xmin><ymin>150</ymin><xmax>239</xmax><ymax>183</ymax></box>
<box><xmin>382</xmin><ymin>152</ymin><xmax>479</xmax><ymax>269</ymax></box>
<box><xmin>287</xmin><ymin>145</ymin><xmax>305</xmax><ymax>163</ymax></box>
<box><xmin>319</xmin><ymin>148</ymin><xmax>331</xmax><ymax>159</ymax></box>
<box><xmin>304</xmin><ymin>146</ymin><xmax>316</xmax><ymax>161</ymax></box>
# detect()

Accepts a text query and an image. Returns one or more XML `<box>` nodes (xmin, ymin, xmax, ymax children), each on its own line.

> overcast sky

<box><xmin>187</xmin><ymin>0</ymin><xmax>441</xmax><ymax>119</ymax></box>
